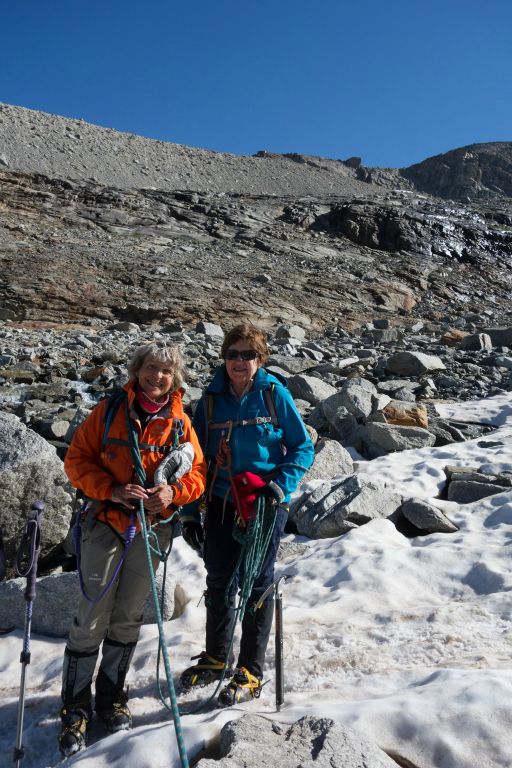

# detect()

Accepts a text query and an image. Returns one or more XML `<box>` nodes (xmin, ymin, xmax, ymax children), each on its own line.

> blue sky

<box><xmin>2</xmin><ymin>0</ymin><xmax>511</xmax><ymax>168</ymax></box>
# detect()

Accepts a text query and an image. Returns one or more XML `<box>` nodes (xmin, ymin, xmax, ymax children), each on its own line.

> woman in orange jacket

<box><xmin>58</xmin><ymin>340</ymin><xmax>206</xmax><ymax>758</ymax></box>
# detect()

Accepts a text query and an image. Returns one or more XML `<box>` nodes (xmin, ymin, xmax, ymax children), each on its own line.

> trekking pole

<box><xmin>13</xmin><ymin>501</ymin><xmax>44</xmax><ymax>768</ymax></box>
<box><xmin>274</xmin><ymin>574</ymin><xmax>290</xmax><ymax>712</ymax></box>
<box><xmin>0</xmin><ymin>525</ymin><xmax>6</xmax><ymax>582</ymax></box>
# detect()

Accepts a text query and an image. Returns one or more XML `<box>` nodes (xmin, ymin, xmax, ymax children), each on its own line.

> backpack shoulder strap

<box><xmin>263</xmin><ymin>384</ymin><xmax>279</xmax><ymax>429</ymax></box>
<box><xmin>101</xmin><ymin>389</ymin><xmax>127</xmax><ymax>454</ymax></box>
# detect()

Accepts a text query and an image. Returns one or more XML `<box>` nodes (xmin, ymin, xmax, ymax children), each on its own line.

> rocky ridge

<box><xmin>1</xmin><ymin>103</ymin><xmax>511</xmax><ymax>332</ymax></box>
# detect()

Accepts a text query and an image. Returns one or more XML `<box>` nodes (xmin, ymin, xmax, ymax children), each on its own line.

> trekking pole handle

<box><xmin>16</xmin><ymin>502</ymin><xmax>44</xmax><ymax>603</ymax></box>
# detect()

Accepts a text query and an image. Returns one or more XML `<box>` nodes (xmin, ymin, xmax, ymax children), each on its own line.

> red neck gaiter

<box><xmin>135</xmin><ymin>385</ymin><xmax>170</xmax><ymax>414</ymax></box>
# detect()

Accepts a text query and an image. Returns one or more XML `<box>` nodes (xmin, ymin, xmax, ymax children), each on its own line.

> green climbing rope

<box><xmin>125</xmin><ymin>402</ymin><xmax>190</xmax><ymax>768</ymax></box>
<box><xmin>227</xmin><ymin>496</ymin><xmax>277</xmax><ymax>619</ymax></box>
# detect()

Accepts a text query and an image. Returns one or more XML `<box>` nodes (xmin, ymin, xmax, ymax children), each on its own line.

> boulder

<box><xmin>447</xmin><ymin>480</ymin><xmax>509</xmax><ymax>504</ymax></box>
<box><xmin>287</xmin><ymin>374</ymin><xmax>337</xmax><ymax>405</ymax></box>
<box><xmin>0</xmin><ymin>413</ymin><xmax>73</xmax><ymax>579</ymax></box>
<box><xmin>336</xmin><ymin>377</ymin><xmax>378</xmax><ymax>419</ymax></box>
<box><xmin>275</xmin><ymin>324</ymin><xmax>307</xmax><ymax>340</ymax></box>
<box><xmin>0</xmin><ymin>568</ymin><xmax>176</xmax><ymax>636</ymax></box>
<box><xmin>383</xmin><ymin>400</ymin><xmax>429</xmax><ymax>429</ymax></box>
<box><xmin>401</xmin><ymin>498</ymin><xmax>458</xmax><ymax>533</ymax></box>
<box><xmin>484</xmin><ymin>327</ymin><xmax>512</xmax><ymax>347</ymax></box>
<box><xmin>460</xmin><ymin>332</ymin><xmax>493</xmax><ymax>351</ymax></box>
<box><xmin>196</xmin><ymin>715</ymin><xmax>398</xmax><ymax>768</ymax></box>
<box><xmin>440</xmin><ymin>328</ymin><xmax>468</xmax><ymax>346</ymax></box>
<box><xmin>108</xmin><ymin>322</ymin><xmax>140</xmax><ymax>334</ymax></box>
<box><xmin>364</xmin><ymin>422</ymin><xmax>436</xmax><ymax>457</ymax></box>
<box><xmin>386</xmin><ymin>351</ymin><xmax>446</xmax><ymax>376</ymax></box>
<box><xmin>301</xmin><ymin>438</ymin><xmax>354</xmax><ymax>484</ymax></box>
<box><xmin>195</xmin><ymin>321</ymin><xmax>224</xmax><ymax>339</ymax></box>
<box><xmin>318</xmin><ymin>397</ymin><xmax>365</xmax><ymax>448</ymax></box>
<box><xmin>290</xmin><ymin>475</ymin><xmax>402</xmax><ymax>539</ymax></box>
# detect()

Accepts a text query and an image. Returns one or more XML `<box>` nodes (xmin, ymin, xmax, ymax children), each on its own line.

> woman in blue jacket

<box><xmin>180</xmin><ymin>323</ymin><xmax>314</xmax><ymax>706</ymax></box>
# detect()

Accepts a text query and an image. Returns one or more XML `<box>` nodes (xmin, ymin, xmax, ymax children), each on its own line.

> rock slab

<box><xmin>196</xmin><ymin>714</ymin><xmax>397</xmax><ymax>768</ymax></box>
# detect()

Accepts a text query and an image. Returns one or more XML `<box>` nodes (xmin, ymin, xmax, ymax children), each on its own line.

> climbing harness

<box><xmin>101</xmin><ymin>388</ymin><xmax>185</xmax><ymax>458</ymax></box>
<box><xmin>74</xmin><ymin>392</ymin><xmax>191</xmax><ymax>604</ymax></box>
<box><xmin>73</xmin><ymin>502</ymin><xmax>137</xmax><ymax>604</ymax></box>
<box><xmin>125</xmin><ymin>404</ymin><xmax>190</xmax><ymax>768</ymax></box>
<box><xmin>13</xmin><ymin>501</ymin><xmax>45</xmax><ymax>768</ymax></box>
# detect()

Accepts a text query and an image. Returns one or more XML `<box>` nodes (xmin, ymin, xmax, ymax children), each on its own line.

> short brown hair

<box><xmin>221</xmin><ymin>324</ymin><xmax>269</xmax><ymax>364</ymax></box>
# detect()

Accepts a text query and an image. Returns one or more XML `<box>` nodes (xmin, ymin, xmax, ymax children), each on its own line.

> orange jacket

<box><xmin>64</xmin><ymin>381</ymin><xmax>206</xmax><ymax>535</ymax></box>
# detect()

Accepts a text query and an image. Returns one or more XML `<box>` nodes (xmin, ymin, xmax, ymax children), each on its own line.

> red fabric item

<box><xmin>230</xmin><ymin>471</ymin><xmax>267</xmax><ymax>524</ymax></box>
<box><xmin>136</xmin><ymin>385</ymin><xmax>170</xmax><ymax>414</ymax></box>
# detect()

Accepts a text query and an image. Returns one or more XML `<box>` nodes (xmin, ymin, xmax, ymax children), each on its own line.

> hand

<box><xmin>181</xmin><ymin>521</ymin><xmax>204</xmax><ymax>556</ymax></box>
<box><xmin>256</xmin><ymin>484</ymin><xmax>280</xmax><ymax>505</ymax></box>
<box><xmin>144</xmin><ymin>484</ymin><xmax>175</xmax><ymax>514</ymax></box>
<box><xmin>111</xmin><ymin>483</ymin><xmax>149</xmax><ymax>508</ymax></box>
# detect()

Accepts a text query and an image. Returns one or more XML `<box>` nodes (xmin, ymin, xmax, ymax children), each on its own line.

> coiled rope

<box><xmin>125</xmin><ymin>401</ymin><xmax>190</xmax><ymax>768</ymax></box>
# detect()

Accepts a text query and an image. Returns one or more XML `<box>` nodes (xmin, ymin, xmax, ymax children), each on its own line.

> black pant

<box><xmin>203</xmin><ymin>495</ymin><xmax>287</xmax><ymax>678</ymax></box>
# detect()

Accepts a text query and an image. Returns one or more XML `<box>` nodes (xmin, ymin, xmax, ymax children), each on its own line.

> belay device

<box><xmin>13</xmin><ymin>501</ymin><xmax>45</xmax><ymax>768</ymax></box>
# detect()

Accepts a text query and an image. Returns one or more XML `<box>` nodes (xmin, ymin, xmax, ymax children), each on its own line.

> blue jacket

<box><xmin>181</xmin><ymin>366</ymin><xmax>314</xmax><ymax>521</ymax></box>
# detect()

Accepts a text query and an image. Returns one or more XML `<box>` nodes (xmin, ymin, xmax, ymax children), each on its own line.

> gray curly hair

<box><xmin>127</xmin><ymin>340</ymin><xmax>186</xmax><ymax>391</ymax></box>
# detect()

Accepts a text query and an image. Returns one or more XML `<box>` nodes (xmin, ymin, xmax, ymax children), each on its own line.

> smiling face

<box><xmin>224</xmin><ymin>341</ymin><xmax>261</xmax><ymax>396</ymax></box>
<box><xmin>137</xmin><ymin>354</ymin><xmax>175</xmax><ymax>401</ymax></box>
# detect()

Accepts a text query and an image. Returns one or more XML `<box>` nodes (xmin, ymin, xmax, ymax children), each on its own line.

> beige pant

<box><xmin>68</xmin><ymin>517</ymin><xmax>173</xmax><ymax>653</ymax></box>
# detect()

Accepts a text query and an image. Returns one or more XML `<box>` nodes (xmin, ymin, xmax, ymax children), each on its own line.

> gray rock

<box><xmin>366</xmin><ymin>327</ymin><xmax>402</xmax><ymax>344</ymax></box>
<box><xmin>386</xmin><ymin>351</ymin><xmax>446</xmax><ymax>376</ymax></box>
<box><xmin>275</xmin><ymin>324</ymin><xmax>307</xmax><ymax>340</ymax></box>
<box><xmin>364</xmin><ymin>422</ymin><xmax>436</xmax><ymax>456</ymax></box>
<box><xmin>196</xmin><ymin>714</ymin><xmax>397</xmax><ymax>768</ymax></box>
<box><xmin>485</xmin><ymin>327</ymin><xmax>512</xmax><ymax>347</ymax></box>
<box><xmin>337</xmin><ymin>377</ymin><xmax>378</xmax><ymax>419</ymax></box>
<box><xmin>290</xmin><ymin>475</ymin><xmax>402</xmax><ymax>539</ymax></box>
<box><xmin>0</xmin><ymin>413</ymin><xmax>73</xmax><ymax>578</ymax></box>
<box><xmin>287</xmin><ymin>374</ymin><xmax>337</xmax><ymax>405</ymax></box>
<box><xmin>0</xmin><ymin>568</ymin><xmax>176</xmax><ymax>636</ymax></box>
<box><xmin>0</xmin><ymin>411</ymin><xmax>58</xmax><ymax>471</ymax></box>
<box><xmin>266</xmin><ymin>355</ymin><xmax>314</xmax><ymax>374</ymax></box>
<box><xmin>494</xmin><ymin>355</ymin><xmax>512</xmax><ymax>369</ymax></box>
<box><xmin>108</xmin><ymin>322</ymin><xmax>140</xmax><ymax>333</ymax></box>
<box><xmin>447</xmin><ymin>480</ymin><xmax>509</xmax><ymax>503</ymax></box>
<box><xmin>401</xmin><ymin>498</ymin><xmax>458</xmax><ymax>533</ymax></box>
<box><xmin>195</xmin><ymin>321</ymin><xmax>224</xmax><ymax>338</ymax></box>
<box><xmin>460</xmin><ymin>332</ymin><xmax>493</xmax><ymax>351</ymax></box>
<box><xmin>301</xmin><ymin>438</ymin><xmax>354</xmax><ymax>484</ymax></box>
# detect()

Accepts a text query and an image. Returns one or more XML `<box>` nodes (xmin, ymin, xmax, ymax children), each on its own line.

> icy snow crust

<box><xmin>1</xmin><ymin>393</ymin><xmax>511</xmax><ymax>767</ymax></box>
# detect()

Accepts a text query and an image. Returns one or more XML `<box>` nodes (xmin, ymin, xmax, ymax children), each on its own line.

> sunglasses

<box><xmin>224</xmin><ymin>349</ymin><xmax>259</xmax><ymax>361</ymax></box>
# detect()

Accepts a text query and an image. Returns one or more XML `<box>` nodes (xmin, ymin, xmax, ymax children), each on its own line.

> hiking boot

<box><xmin>58</xmin><ymin>706</ymin><xmax>90</xmax><ymax>757</ymax></box>
<box><xmin>96</xmin><ymin>690</ymin><xmax>132</xmax><ymax>734</ymax></box>
<box><xmin>217</xmin><ymin>666</ymin><xmax>262</xmax><ymax>707</ymax></box>
<box><xmin>180</xmin><ymin>652</ymin><xmax>228</xmax><ymax>691</ymax></box>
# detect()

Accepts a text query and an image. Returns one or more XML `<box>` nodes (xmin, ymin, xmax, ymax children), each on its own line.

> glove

<box><xmin>181</xmin><ymin>521</ymin><xmax>204</xmax><ymax>556</ymax></box>
<box><xmin>256</xmin><ymin>484</ymin><xmax>281</xmax><ymax>504</ymax></box>
<box><xmin>154</xmin><ymin>442</ymin><xmax>194</xmax><ymax>486</ymax></box>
